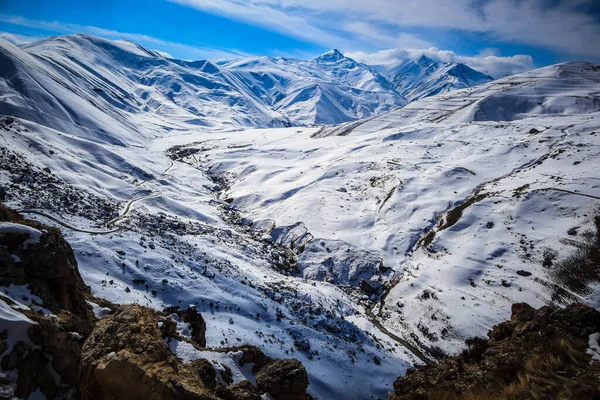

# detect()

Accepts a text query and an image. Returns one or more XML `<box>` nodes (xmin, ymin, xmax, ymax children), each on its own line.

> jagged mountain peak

<box><xmin>314</xmin><ymin>49</ymin><xmax>346</xmax><ymax>63</ymax></box>
<box><xmin>446</xmin><ymin>62</ymin><xmax>494</xmax><ymax>81</ymax></box>
<box><xmin>387</xmin><ymin>55</ymin><xmax>494</xmax><ymax>101</ymax></box>
<box><xmin>415</xmin><ymin>54</ymin><xmax>438</xmax><ymax>67</ymax></box>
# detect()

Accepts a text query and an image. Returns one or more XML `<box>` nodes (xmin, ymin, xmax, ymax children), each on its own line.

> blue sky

<box><xmin>1</xmin><ymin>0</ymin><xmax>599</xmax><ymax>77</ymax></box>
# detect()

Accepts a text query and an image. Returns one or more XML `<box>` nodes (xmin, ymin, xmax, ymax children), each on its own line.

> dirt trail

<box><xmin>20</xmin><ymin>161</ymin><xmax>172</xmax><ymax>234</ymax></box>
<box><xmin>366</xmin><ymin>309</ymin><xmax>434</xmax><ymax>366</ymax></box>
<box><xmin>17</xmin><ymin>210</ymin><xmax>120</xmax><ymax>235</ymax></box>
<box><xmin>20</xmin><ymin>192</ymin><xmax>162</xmax><ymax>234</ymax></box>
<box><xmin>107</xmin><ymin>192</ymin><xmax>162</xmax><ymax>226</ymax></box>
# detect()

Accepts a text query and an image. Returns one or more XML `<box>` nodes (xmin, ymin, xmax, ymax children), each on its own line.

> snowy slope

<box><xmin>0</xmin><ymin>35</ymin><xmax>416</xmax><ymax>399</ymax></box>
<box><xmin>2</xmin><ymin>31</ymin><xmax>600</xmax><ymax>399</ymax></box>
<box><xmin>16</xmin><ymin>34</ymin><xmax>289</xmax><ymax>131</ymax></box>
<box><xmin>0</xmin><ymin>34</ymin><xmax>407</xmax><ymax>130</ymax></box>
<box><xmin>387</xmin><ymin>55</ymin><xmax>494</xmax><ymax>101</ymax></box>
<box><xmin>172</xmin><ymin>62</ymin><xmax>600</xmax><ymax>356</ymax></box>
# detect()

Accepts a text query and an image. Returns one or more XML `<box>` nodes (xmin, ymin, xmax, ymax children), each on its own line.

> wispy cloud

<box><xmin>0</xmin><ymin>32</ymin><xmax>41</xmax><ymax>45</ymax></box>
<box><xmin>0</xmin><ymin>14</ymin><xmax>247</xmax><ymax>60</ymax></box>
<box><xmin>169</xmin><ymin>0</ymin><xmax>348</xmax><ymax>48</ymax></box>
<box><xmin>169</xmin><ymin>0</ymin><xmax>600</xmax><ymax>59</ymax></box>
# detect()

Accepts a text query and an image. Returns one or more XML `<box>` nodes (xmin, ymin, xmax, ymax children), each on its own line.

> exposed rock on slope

<box><xmin>0</xmin><ymin>204</ymin><xmax>310</xmax><ymax>400</ymax></box>
<box><xmin>0</xmin><ymin>204</ymin><xmax>95</xmax><ymax>398</ymax></box>
<box><xmin>390</xmin><ymin>303</ymin><xmax>600</xmax><ymax>399</ymax></box>
<box><xmin>255</xmin><ymin>358</ymin><xmax>309</xmax><ymax>400</ymax></box>
<box><xmin>80</xmin><ymin>304</ymin><xmax>218</xmax><ymax>400</ymax></box>
<box><xmin>0</xmin><ymin>204</ymin><xmax>90</xmax><ymax>317</ymax></box>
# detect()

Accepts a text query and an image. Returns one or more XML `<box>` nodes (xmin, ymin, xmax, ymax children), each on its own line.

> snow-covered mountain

<box><xmin>2</xmin><ymin>31</ymin><xmax>600</xmax><ymax>399</ymax></box>
<box><xmin>0</xmin><ymin>34</ymin><xmax>496</xmax><ymax>131</ymax></box>
<box><xmin>217</xmin><ymin>49</ymin><xmax>406</xmax><ymax>125</ymax></box>
<box><xmin>0</xmin><ymin>34</ymin><xmax>410</xmax><ymax>130</ymax></box>
<box><xmin>386</xmin><ymin>55</ymin><xmax>494</xmax><ymax>101</ymax></box>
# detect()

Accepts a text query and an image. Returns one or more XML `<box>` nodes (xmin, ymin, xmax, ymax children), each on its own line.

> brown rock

<box><xmin>390</xmin><ymin>303</ymin><xmax>600</xmax><ymax>400</ymax></box>
<box><xmin>190</xmin><ymin>358</ymin><xmax>218</xmax><ymax>390</ymax></box>
<box><xmin>216</xmin><ymin>380</ymin><xmax>261</xmax><ymax>400</ymax></box>
<box><xmin>235</xmin><ymin>345</ymin><xmax>274</xmax><ymax>373</ymax></box>
<box><xmin>26</xmin><ymin>312</ymin><xmax>93</xmax><ymax>386</ymax></box>
<box><xmin>80</xmin><ymin>304</ymin><xmax>218</xmax><ymax>400</ymax></box>
<box><xmin>0</xmin><ymin>204</ymin><xmax>90</xmax><ymax>317</ymax></box>
<box><xmin>255</xmin><ymin>359</ymin><xmax>309</xmax><ymax>400</ymax></box>
<box><xmin>162</xmin><ymin>306</ymin><xmax>207</xmax><ymax>347</ymax></box>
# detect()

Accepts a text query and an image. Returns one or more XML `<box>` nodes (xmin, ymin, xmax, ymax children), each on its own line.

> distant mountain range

<box><xmin>0</xmin><ymin>34</ymin><xmax>493</xmax><ymax>129</ymax></box>
<box><xmin>386</xmin><ymin>55</ymin><xmax>494</xmax><ymax>101</ymax></box>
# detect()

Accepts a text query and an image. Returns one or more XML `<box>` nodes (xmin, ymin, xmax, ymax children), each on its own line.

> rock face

<box><xmin>390</xmin><ymin>303</ymin><xmax>600</xmax><ymax>400</ymax></box>
<box><xmin>81</xmin><ymin>305</ymin><xmax>310</xmax><ymax>400</ymax></box>
<box><xmin>255</xmin><ymin>359</ymin><xmax>309</xmax><ymax>400</ymax></box>
<box><xmin>80</xmin><ymin>304</ymin><xmax>217</xmax><ymax>400</ymax></box>
<box><xmin>0</xmin><ymin>204</ymin><xmax>94</xmax><ymax>399</ymax></box>
<box><xmin>0</xmin><ymin>204</ymin><xmax>90</xmax><ymax>317</ymax></box>
<box><xmin>0</xmin><ymin>204</ymin><xmax>310</xmax><ymax>400</ymax></box>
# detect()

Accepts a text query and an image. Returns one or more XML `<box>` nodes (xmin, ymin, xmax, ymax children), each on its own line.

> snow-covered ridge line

<box><xmin>0</xmin><ymin>33</ymin><xmax>492</xmax><ymax>131</ymax></box>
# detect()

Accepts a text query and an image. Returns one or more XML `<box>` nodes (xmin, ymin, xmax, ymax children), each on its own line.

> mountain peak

<box><xmin>447</xmin><ymin>62</ymin><xmax>494</xmax><ymax>81</ymax></box>
<box><xmin>415</xmin><ymin>54</ymin><xmax>438</xmax><ymax>67</ymax></box>
<box><xmin>314</xmin><ymin>49</ymin><xmax>345</xmax><ymax>63</ymax></box>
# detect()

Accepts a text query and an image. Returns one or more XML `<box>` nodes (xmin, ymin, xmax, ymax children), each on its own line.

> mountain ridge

<box><xmin>386</xmin><ymin>54</ymin><xmax>494</xmax><ymax>101</ymax></box>
<box><xmin>2</xmin><ymin>33</ymin><xmax>494</xmax><ymax>130</ymax></box>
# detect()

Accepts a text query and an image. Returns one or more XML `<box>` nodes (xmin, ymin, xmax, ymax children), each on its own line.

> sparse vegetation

<box><xmin>390</xmin><ymin>303</ymin><xmax>600</xmax><ymax>400</ymax></box>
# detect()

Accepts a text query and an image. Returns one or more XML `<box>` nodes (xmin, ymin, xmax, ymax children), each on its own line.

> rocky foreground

<box><xmin>2</xmin><ymin>200</ymin><xmax>600</xmax><ymax>400</ymax></box>
<box><xmin>0</xmin><ymin>204</ymin><xmax>309</xmax><ymax>400</ymax></box>
<box><xmin>390</xmin><ymin>303</ymin><xmax>600</xmax><ymax>399</ymax></box>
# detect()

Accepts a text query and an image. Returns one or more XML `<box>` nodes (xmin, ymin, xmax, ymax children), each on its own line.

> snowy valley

<box><xmin>1</xmin><ymin>33</ymin><xmax>600</xmax><ymax>399</ymax></box>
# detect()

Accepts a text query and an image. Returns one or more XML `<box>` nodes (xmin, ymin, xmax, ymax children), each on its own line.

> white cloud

<box><xmin>0</xmin><ymin>14</ymin><xmax>246</xmax><ymax>60</ymax></box>
<box><xmin>0</xmin><ymin>32</ymin><xmax>40</xmax><ymax>45</ymax></box>
<box><xmin>346</xmin><ymin>47</ymin><xmax>534</xmax><ymax>78</ymax></box>
<box><xmin>169</xmin><ymin>0</ymin><xmax>347</xmax><ymax>48</ymax></box>
<box><xmin>169</xmin><ymin>0</ymin><xmax>600</xmax><ymax>59</ymax></box>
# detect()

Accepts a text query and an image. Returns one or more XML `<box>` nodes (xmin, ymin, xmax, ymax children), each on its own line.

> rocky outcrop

<box><xmin>390</xmin><ymin>303</ymin><xmax>600</xmax><ymax>400</ymax></box>
<box><xmin>0</xmin><ymin>204</ymin><xmax>90</xmax><ymax>317</ymax></box>
<box><xmin>163</xmin><ymin>305</ymin><xmax>207</xmax><ymax>347</ymax></box>
<box><xmin>0</xmin><ymin>204</ymin><xmax>94</xmax><ymax>399</ymax></box>
<box><xmin>80</xmin><ymin>304</ymin><xmax>217</xmax><ymax>400</ymax></box>
<box><xmin>255</xmin><ymin>359</ymin><xmax>309</xmax><ymax>400</ymax></box>
<box><xmin>0</xmin><ymin>204</ymin><xmax>310</xmax><ymax>400</ymax></box>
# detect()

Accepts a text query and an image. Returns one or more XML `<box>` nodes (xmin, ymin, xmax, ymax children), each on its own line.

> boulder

<box><xmin>255</xmin><ymin>359</ymin><xmax>309</xmax><ymax>400</ymax></box>
<box><xmin>80</xmin><ymin>304</ymin><xmax>218</xmax><ymax>400</ymax></box>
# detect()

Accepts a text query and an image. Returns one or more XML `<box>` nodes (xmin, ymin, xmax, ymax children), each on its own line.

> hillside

<box><xmin>1</xmin><ymin>30</ymin><xmax>600</xmax><ymax>399</ymax></box>
<box><xmin>390</xmin><ymin>302</ymin><xmax>600</xmax><ymax>399</ymax></box>
<box><xmin>0</xmin><ymin>204</ymin><xmax>310</xmax><ymax>400</ymax></box>
<box><xmin>0</xmin><ymin>34</ymin><xmax>496</xmax><ymax>131</ymax></box>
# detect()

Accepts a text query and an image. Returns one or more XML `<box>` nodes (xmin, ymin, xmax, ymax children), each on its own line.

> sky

<box><xmin>0</xmin><ymin>0</ymin><xmax>599</xmax><ymax>77</ymax></box>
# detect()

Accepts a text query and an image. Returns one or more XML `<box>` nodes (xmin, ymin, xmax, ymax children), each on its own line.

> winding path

<box><xmin>19</xmin><ymin>159</ymin><xmax>173</xmax><ymax>235</ymax></box>
<box><xmin>365</xmin><ymin>309</ymin><xmax>434</xmax><ymax>366</ymax></box>
<box><xmin>16</xmin><ymin>210</ymin><xmax>121</xmax><ymax>235</ymax></box>
<box><xmin>19</xmin><ymin>192</ymin><xmax>162</xmax><ymax>235</ymax></box>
